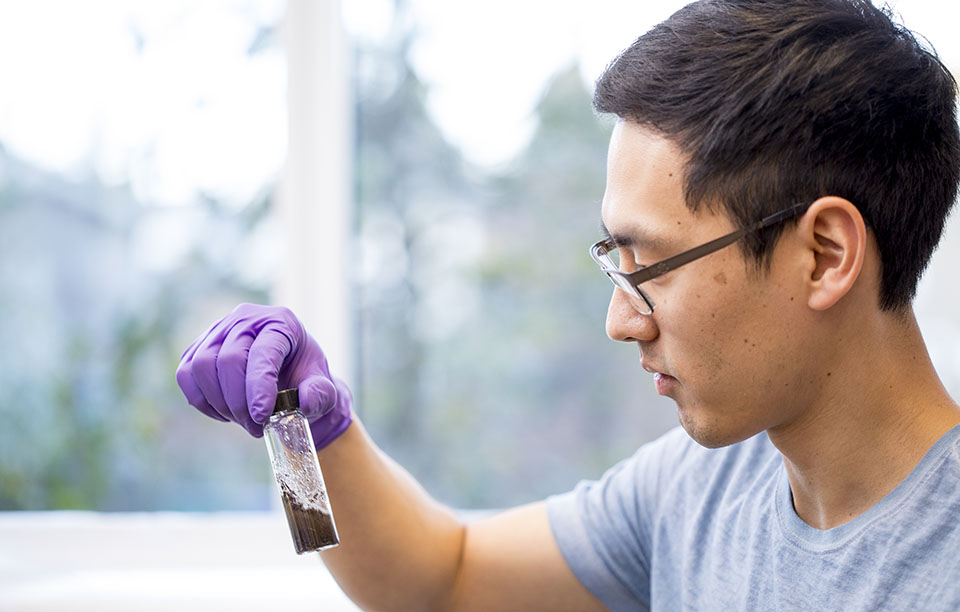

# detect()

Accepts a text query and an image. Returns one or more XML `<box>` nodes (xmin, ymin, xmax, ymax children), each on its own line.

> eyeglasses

<box><xmin>589</xmin><ymin>202</ymin><xmax>809</xmax><ymax>314</ymax></box>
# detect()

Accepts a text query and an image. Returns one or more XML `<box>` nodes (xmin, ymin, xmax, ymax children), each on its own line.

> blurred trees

<box><xmin>0</xmin><ymin>145</ymin><xmax>277</xmax><ymax>509</ymax></box>
<box><xmin>0</xmin><ymin>3</ymin><xmax>679</xmax><ymax>512</ymax></box>
<box><xmin>353</xmin><ymin>16</ymin><xmax>678</xmax><ymax>508</ymax></box>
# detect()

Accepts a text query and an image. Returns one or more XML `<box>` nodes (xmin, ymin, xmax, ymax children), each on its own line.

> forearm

<box><xmin>316</xmin><ymin>417</ymin><xmax>465</xmax><ymax>612</ymax></box>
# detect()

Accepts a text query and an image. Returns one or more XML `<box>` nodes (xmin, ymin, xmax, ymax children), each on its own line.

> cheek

<box><xmin>662</xmin><ymin>267</ymin><xmax>781</xmax><ymax>384</ymax></box>
<box><xmin>657</xmin><ymin>288</ymin><xmax>731</xmax><ymax>377</ymax></box>
<box><xmin>709</xmin><ymin>292</ymin><xmax>802</xmax><ymax>395</ymax></box>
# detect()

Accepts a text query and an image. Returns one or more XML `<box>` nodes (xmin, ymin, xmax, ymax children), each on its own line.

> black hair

<box><xmin>594</xmin><ymin>0</ymin><xmax>960</xmax><ymax>311</ymax></box>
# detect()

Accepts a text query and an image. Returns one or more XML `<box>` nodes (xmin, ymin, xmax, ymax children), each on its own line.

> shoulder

<box><xmin>544</xmin><ymin>427</ymin><xmax>781</xmax><ymax>609</ymax></box>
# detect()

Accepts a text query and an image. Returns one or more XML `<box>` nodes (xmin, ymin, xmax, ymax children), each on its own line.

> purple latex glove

<box><xmin>175</xmin><ymin>303</ymin><xmax>352</xmax><ymax>449</ymax></box>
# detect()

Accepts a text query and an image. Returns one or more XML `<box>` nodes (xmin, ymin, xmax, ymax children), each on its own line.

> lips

<box><xmin>654</xmin><ymin>371</ymin><xmax>678</xmax><ymax>395</ymax></box>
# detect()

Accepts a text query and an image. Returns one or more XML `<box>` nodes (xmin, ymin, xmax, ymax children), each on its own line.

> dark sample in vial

<box><xmin>264</xmin><ymin>388</ymin><xmax>339</xmax><ymax>554</ymax></box>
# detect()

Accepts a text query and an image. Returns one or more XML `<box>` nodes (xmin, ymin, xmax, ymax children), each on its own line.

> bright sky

<box><xmin>0</xmin><ymin>1</ymin><xmax>285</xmax><ymax>207</ymax></box>
<box><xmin>0</xmin><ymin>0</ymin><xmax>959</xmax><ymax>382</ymax></box>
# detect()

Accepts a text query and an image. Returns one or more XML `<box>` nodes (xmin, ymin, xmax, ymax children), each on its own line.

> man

<box><xmin>176</xmin><ymin>0</ymin><xmax>960</xmax><ymax>609</ymax></box>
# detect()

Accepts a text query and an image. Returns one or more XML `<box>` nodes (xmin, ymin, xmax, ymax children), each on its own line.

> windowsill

<box><xmin>0</xmin><ymin>511</ymin><xmax>361</xmax><ymax>611</ymax></box>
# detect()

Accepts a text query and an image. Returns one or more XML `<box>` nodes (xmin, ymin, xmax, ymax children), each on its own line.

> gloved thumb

<box><xmin>297</xmin><ymin>375</ymin><xmax>339</xmax><ymax>421</ymax></box>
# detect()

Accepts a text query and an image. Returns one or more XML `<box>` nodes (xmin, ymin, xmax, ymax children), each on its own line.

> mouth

<box><xmin>653</xmin><ymin>372</ymin><xmax>678</xmax><ymax>395</ymax></box>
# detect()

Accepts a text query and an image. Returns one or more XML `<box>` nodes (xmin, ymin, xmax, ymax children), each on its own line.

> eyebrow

<box><xmin>599</xmin><ymin>217</ymin><xmax>674</xmax><ymax>253</ymax></box>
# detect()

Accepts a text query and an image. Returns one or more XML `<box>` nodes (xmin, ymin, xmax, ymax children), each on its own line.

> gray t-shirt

<box><xmin>546</xmin><ymin>424</ymin><xmax>960</xmax><ymax>611</ymax></box>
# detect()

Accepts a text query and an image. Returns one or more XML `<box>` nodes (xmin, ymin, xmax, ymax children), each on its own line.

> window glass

<box><xmin>0</xmin><ymin>1</ymin><xmax>285</xmax><ymax>510</ymax></box>
<box><xmin>1</xmin><ymin>0</ymin><xmax>958</xmax><ymax>513</ymax></box>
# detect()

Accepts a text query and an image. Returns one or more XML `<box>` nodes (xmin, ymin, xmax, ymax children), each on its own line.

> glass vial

<box><xmin>263</xmin><ymin>388</ymin><xmax>340</xmax><ymax>554</ymax></box>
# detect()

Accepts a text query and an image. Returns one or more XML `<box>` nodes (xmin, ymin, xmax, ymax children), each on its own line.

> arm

<box><xmin>447</xmin><ymin>502</ymin><xmax>608</xmax><ymax>612</ymax></box>
<box><xmin>176</xmin><ymin>304</ymin><xmax>606</xmax><ymax>612</ymax></box>
<box><xmin>315</xmin><ymin>418</ymin><xmax>462</xmax><ymax>610</ymax></box>
<box><xmin>318</xmin><ymin>419</ymin><xmax>607</xmax><ymax>612</ymax></box>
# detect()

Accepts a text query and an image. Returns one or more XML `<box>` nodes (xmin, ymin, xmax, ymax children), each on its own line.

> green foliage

<box><xmin>0</xmin><ymin>152</ymin><xmax>273</xmax><ymax>510</ymax></box>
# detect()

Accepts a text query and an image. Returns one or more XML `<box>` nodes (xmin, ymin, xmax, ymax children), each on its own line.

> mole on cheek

<box><xmin>713</xmin><ymin>272</ymin><xmax>728</xmax><ymax>285</ymax></box>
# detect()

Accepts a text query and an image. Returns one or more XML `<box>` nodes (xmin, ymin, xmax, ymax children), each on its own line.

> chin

<box><xmin>677</xmin><ymin>405</ymin><xmax>758</xmax><ymax>449</ymax></box>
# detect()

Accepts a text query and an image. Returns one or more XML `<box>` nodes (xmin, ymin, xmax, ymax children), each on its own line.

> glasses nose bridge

<box><xmin>604</xmin><ymin>270</ymin><xmax>655</xmax><ymax>315</ymax></box>
<box><xmin>628</xmin><ymin>285</ymin><xmax>656</xmax><ymax>315</ymax></box>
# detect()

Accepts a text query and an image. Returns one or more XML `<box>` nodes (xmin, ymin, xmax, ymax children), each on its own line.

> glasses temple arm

<box><xmin>626</xmin><ymin>229</ymin><xmax>749</xmax><ymax>284</ymax></box>
<box><xmin>757</xmin><ymin>202</ymin><xmax>808</xmax><ymax>229</ymax></box>
<box><xmin>625</xmin><ymin>202</ymin><xmax>808</xmax><ymax>284</ymax></box>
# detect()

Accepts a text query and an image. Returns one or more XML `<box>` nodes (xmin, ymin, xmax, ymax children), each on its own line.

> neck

<box><xmin>767</xmin><ymin>308</ymin><xmax>960</xmax><ymax>530</ymax></box>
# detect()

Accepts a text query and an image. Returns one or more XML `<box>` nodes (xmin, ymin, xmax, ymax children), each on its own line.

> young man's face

<box><xmin>601</xmin><ymin>121</ymin><xmax>814</xmax><ymax>448</ymax></box>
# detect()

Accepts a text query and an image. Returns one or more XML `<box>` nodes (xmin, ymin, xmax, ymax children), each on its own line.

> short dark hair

<box><xmin>594</xmin><ymin>0</ymin><xmax>960</xmax><ymax>311</ymax></box>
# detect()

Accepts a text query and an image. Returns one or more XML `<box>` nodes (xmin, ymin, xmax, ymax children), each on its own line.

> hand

<box><xmin>175</xmin><ymin>303</ymin><xmax>353</xmax><ymax>449</ymax></box>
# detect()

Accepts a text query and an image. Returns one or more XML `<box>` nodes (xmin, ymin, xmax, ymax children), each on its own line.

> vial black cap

<box><xmin>273</xmin><ymin>388</ymin><xmax>300</xmax><ymax>414</ymax></box>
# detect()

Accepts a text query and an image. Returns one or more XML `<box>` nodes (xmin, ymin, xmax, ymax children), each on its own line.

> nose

<box><xmin>606</xmin><ymin>287</ymin><xmax>659</xmax><ymax>343</ymax></box>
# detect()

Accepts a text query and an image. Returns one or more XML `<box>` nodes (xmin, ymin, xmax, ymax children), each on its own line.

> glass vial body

<box><xmin>263</xmin><ymin>389</ymin><xmax>339</xmax><ymax>554</ymax></box>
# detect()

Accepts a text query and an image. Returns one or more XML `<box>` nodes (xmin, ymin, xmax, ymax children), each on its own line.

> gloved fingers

<box><xmin>176</xmin><ymin>356</ymin><xmax>229</xmax><ymax>422</ymax></box>
<box><xmin>190</xmin><ymin>329</ymin><xmax>232</xmax><ymax>422</ymax></box>
<box><xmin>176</xmin><ymin>317</ymin><xmax>231</xmax><ymax>422</ymax></box>
<box><xmin>246</xmin><ymin>323</ymin><xmax>294</xmax><ymax>423</ymax></box>
<box><xmin>217</xmin><ymin>322</ymin><xmax>261</xmax><ymax>436</ymax></box>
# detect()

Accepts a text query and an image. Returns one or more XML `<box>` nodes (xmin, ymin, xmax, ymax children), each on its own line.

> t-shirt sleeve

<box><xmin>546</xmin><ymin>427</ymin><xmax>687</xmax><ymax>612</ymax></box>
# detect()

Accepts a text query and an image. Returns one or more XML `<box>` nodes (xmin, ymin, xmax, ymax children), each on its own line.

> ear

<box><xmin>797</xmin><ymin>196</ymin><xmax>867</xmax><ymax>311</ymax></box>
